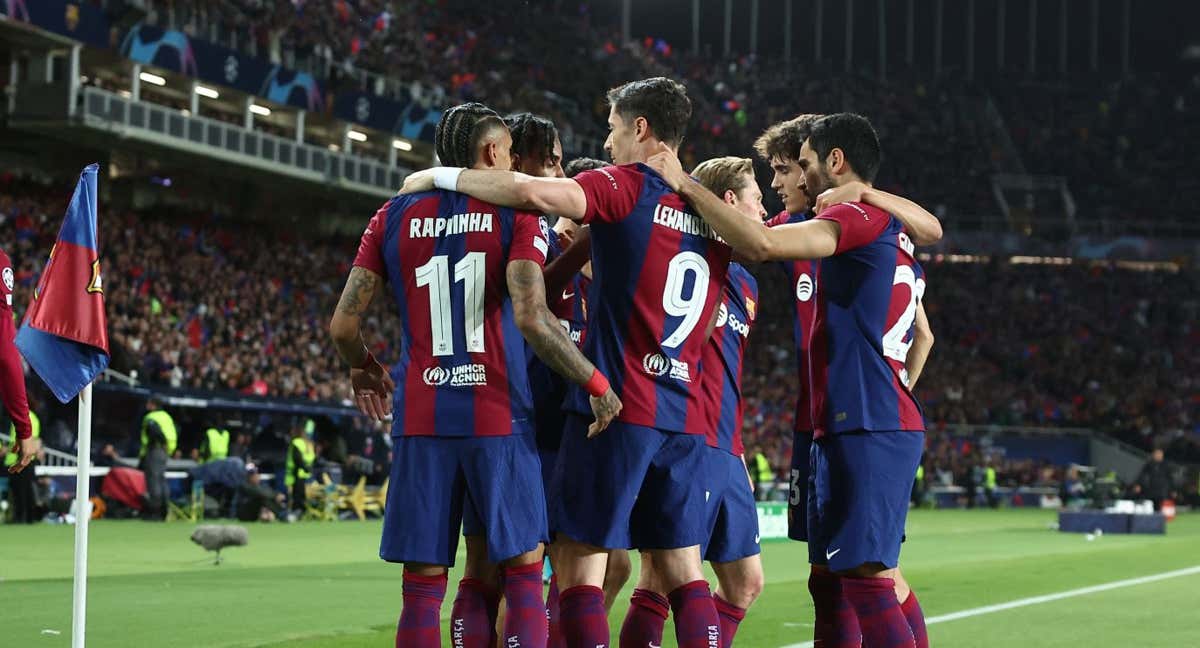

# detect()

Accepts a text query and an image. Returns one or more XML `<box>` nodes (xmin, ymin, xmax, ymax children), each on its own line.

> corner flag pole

<box><xmin>71</xmin><ymin>382</ymin><xmax>94</xmax><ymax>648</ymax></box>
<box><xmin>10</xmin><ymin>163</ymin><xmax>107</xmax><ymax>648</ymax></box>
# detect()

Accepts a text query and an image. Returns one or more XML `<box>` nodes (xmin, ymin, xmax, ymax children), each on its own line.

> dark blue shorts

<box><xmin>539</xmin><ymin>448</ymin><xmax>558</xmax><ymax>535</ymax></box>
<box><xmin>702</xmin><ymin>448</ymin><xmax>761</xmax><ymax>563</ymax></box>
<box><xmin>788</xmin><ymin>430</ymin><xmax>814</xmax><ymax>542</ymax></box>
<box><xmin>807</xmin><ymin>431</ymin><xmax>923</xmax><ymax>572</ymax></box>
<box><xmin>539</xmin><ymin>448</ymin><xmax>558</xmax><ymax>502</ymax></box>
<box><xmin>381</xmin><ymin>433</ymin><xmax>548</xmax><ymax>566</ymax></box>
<box><xmin>551</xmin><ymin>414</ymin><xmax>709</xmax><ymax>550</ymax></box>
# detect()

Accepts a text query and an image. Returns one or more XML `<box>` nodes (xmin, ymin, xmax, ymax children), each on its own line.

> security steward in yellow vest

<box><xmin>984</xmin><ymin>463</ymin><xmax>999</xmax><ymax>509</ymax></box>
<box><xmin>285</xmin><ymin>419</ymin><xmax>315</xmax><ymax>513</ymax></box>
<box><xmin>138</xmin><ymin>399</ymin><xmax>176</xmax><ymax>520</ymax></box>
<box><xmin>751</xmin><ymin>446</ymin><xmax>774</xmax><ymax>501</ymax></box>
<box><xmin>199</xmin><ymin>427</ymin><xmax>231</xmax><ymax>463</ymax></box>
<box><xmin>6</xmin><ymin>410</ymin><xmax>41</xmax><ymax>523</ymax></box>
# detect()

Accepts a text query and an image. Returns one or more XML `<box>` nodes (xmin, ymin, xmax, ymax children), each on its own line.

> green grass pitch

<box><xmin>3</xmin><ymin>509</ymin><xmax>1198</xmax><ymax>647</ymax></box>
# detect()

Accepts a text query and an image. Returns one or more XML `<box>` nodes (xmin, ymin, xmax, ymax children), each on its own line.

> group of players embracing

<box><xmin>328</xmin><ymin>74</ymin><xmax>942</xmax><ymax>648</ymax></box>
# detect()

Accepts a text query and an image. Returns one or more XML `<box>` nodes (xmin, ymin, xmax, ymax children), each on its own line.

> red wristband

<box><xmin>583</xmin><ymin>368</ymin><xmax>610</xmax><ymax>398</ymax></box>
<box><xmin>354</xmin><ymin>351</ymin><xmax>376</xmax><ymax>370</ymax></box>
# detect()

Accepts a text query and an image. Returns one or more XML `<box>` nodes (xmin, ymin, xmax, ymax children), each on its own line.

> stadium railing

<box><xmin>73</xmin><ymin>87</ymin><xmax>405</xmax><ymax>199</ymax></box>
<box><xmin>8</xmin><ymin>78</ymin><xmax>408</xmax><ymax>200</ymax></box>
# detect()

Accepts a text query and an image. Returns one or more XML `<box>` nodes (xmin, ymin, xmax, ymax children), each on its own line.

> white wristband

<box><xmin>433</xmin><ymin>167</ymin><xmax>464</xmax><ymax>191</ymax></box>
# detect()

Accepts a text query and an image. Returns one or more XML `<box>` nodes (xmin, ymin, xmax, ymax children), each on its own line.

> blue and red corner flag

<box><xmin>15</xmin><ymin>164</ymin><xmax>110</xmax><ymax>403</ymax></box>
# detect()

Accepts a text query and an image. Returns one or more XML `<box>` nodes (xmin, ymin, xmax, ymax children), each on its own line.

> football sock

<box><xmin>397</xmin><ymin>570</ymin><xmax>447</xmax><ymax>648</ymax></box>
<box><xmin>900</xmin><ymin>590</ymin><xmax>929</xmax><ymax>648</ymax></box>
<box><xmin>841</xmin><ymin>577</ymin><xmax>916</xmax><ymax>648</ymax></box>
<box><xmin>450</xmin><ymin>577</ymin><xmax>501</xmax><ymax>648</ymax></box>
<box><xmin>503</xmin><ymin>562</ymin><xmax>549</xmax><ymax>648</ymax></box>
<box><xmin>560</xmin><ymin>585</ymin><xmax>610</xmax><ymax>648</ymax></box>
<box><xmin>619</xmin><ymin>588</ymin><xmax>669</xmax><ymax>648</ymax></box>
<box><xmin>713</xmin><ymin>595</ymin><xmax>746</xmax><ymax>648</ymax></box>
<box><xmin>808</xmin><ymin>570</ymin><xmax>862</xmax><ymax>648</ymax></box>
<box><xmin>667</xmin><ymin>580</ymin><xmax>721</xmax><ymax>648</ymax></box>
<box><xmin>547</xmin><ymin>575</ymin><xmax>565</xmax><ymax>648</ymax></box>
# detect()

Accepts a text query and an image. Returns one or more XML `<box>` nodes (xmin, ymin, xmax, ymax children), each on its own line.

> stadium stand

<box><xmin>2</xmin><ymin>0</ymin><xmax>1196</xmax><ymax>511</ymax></box>
<box><xmin>2</xmin><ymin>173</ymin><xmax>1196</xmax><ymax>484</ymax></box>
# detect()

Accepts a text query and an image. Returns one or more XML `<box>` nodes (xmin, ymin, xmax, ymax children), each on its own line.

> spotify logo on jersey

<box><xmin>796</xmin><ymin>273</ymin><xmax>814</xmax><ymax>302</ymax></box>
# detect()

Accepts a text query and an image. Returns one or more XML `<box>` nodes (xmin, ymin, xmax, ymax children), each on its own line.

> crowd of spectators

<box><xmin>0</xmin><ymin>175</ymin><xmax>401</xmax><ymax>403</ymax></box>
<box><xmin>149</xmin><ymin>1</ymin><xmax>998</xmax><ymax>217</ymax></box>
<box><xmin>996</xmin><ymin>72</ymin><xmax>1200</xmax><ymax>236</ymax></box>
<box><xmin>99</xmin><ymin>0</ymin><xmax>1181</xmax><ymax>243</ymax></box>
<box><xmin>2</xmin><ymin>168</ymin><xmax>1198</xmax><ymax>483</ymax></box>
<box><xmin>10</xmin><ymin>1</ymin><xmax>1200</xmax><ymax>492</ymax></box>
<box><xmin>120</xmin><ymin>0</ymin><xmax>1199</xmax><ymax>240</ymax></box>
<box><xmin>742</xmin><ymin>258</ymin><xmax>1200</xmax><ymax>470</ymax></box>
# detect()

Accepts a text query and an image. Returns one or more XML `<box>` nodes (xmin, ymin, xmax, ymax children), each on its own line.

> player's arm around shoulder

<box><xmin>648</xmin><ymin>143</ymin><xmax>837</xmax><ymax>262</ymax></box>
<box><xmin>400</xmin><ymin>167</ymin><xmax>589</xmax><ymax>222</ymax></box>
<box><xmin>506</xmin><ymin>258</ymin><xmax>621</xmax><ymax>436</ymax></box>
<box><xmin>815</xmin><ymin>181</ymin><xmax>944</xmax><ymax>245</ymax></box>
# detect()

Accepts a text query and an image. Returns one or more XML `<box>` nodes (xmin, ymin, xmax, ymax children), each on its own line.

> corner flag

<box><xmin>15</xmin><ymin>163</ymin><xmax>109</xmax><ymax>403</ymax></box>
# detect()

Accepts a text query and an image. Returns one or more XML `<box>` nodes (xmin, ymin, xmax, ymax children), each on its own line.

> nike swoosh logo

<box><xmin>826</xmin><ymin>548</ymin><xmax>841</xmax><ymax>560</ymax></box>
<box><xmin>754</xmin><ymin>534</ymin><xmax>760</xmax><ymax>544</ymax></box>
<box><xmin>562</xmin><ymin>290</ymin><xmax>575</xmax><ymax>299</ymax></box>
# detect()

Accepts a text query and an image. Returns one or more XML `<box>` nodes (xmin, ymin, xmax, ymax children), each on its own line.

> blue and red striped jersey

<box><xmin>566</xmin><ymin>164</ymin><xmax>732</xmax><ymax>434</ymax></box>
<box><xmin>528</xmin><ymin>230</ymin><xmax>593</xmax><ymax>450</ymax></box>
<box><xmin>809</xmin><ymin>202</ymin><xmax>926</xmax><ymax>438</ymax></box>
<box><xmin>551</xmin><ymin>271</ymin><xmax>590</xmax><ymax>350</ymax></box>
<box><xmin>699</xmin><ymin>263</ymin><xmax>758</xmax><ymax>455</ymax></box>
<box><xmin>353</xmin><ymin>190</ymin><xmax>550</xmax><ymax>437</ymax></box>
<box><xmin>766</xmin><ymin>211</ymin><xmax>819</xmax><ymax>433</ymax></box>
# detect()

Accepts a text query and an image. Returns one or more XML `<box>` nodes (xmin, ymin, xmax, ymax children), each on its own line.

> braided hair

<box><xmin>434</xmin><ymin>102</ymin><xmax>505</xmax><ymax>168</ymax></box>
<box><xmin>505</xmin><ymin>112</ymin><xmax>559</xmax><ymax>168</ymax></box>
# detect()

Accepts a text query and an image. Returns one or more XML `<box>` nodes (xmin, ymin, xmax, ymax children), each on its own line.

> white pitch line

<box><xmin>778</xmin><ymin>565</ymin><xmax>1200</xmax><ymax>648</ymax></box>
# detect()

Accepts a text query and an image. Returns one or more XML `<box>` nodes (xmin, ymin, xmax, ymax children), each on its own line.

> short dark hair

<box><xmin>435</xmin><ymin>102</ymin><xmax>505</xmax><ymax>168</ymax></box>
<box><xmin>563</xmin><ymin>157</ymin><xmax>608</xmax><ymax>178</ymax></box>
<box><xmin>753</xmin><ymin>114</ymin><xmax>822</xmax><ymax>162</ymax></box>
<box><xmin>505</xmin><ymin>112</ymin><xmax>559</xmax><ymax>165</ymax></box>
<box><xmin>806</xmin><ymin>113</ymin><xmax>882</xmax><ymax>183</ymax></box>
<box><xmin>606</xmin><ymin>77</ymin><xmax>692</xmax><ymax>147</ymax></box>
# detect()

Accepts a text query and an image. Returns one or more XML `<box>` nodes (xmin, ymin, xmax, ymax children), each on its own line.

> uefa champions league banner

<box><xmin>120</xmin><ymin>23</ymin><xmax>325</xmax><ymax>113</ymax></box>
<box><xmin>332</xmin><ymin>90</ymin><xmax>442</xmax><ymax>143</ymax></box>
<box><xmin>1</xmin><ymin>0</ymin><xmax>112</xmax><ymax>49</ymax></box>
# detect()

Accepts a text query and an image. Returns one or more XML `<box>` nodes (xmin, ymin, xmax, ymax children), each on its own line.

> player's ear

<box><xmin>723</xmin><ymin>189</ymin><xmax>738</xmax><ymax>206</ymax></box>
<box><xmin>482</xmin><ymin>140</ymin><xmax>499</xmax><ymax>168</ymax></box>
<box><xmin>634</xmin><ymin>116</ymin><xmax>650</xmax><ymax>143</ymax></box>
<box><xmin>827</xmin><ymin>147</ymin><xmax>847</xmax><ymax>175</ymax></box>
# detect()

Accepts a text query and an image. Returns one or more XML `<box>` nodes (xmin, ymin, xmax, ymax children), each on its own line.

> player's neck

<box><xmin>631</xmin><ymin>139</ymin><xmax>674</xmax><ymax>166</ymax></box>
<box><xmin>833</xmin><ymin>175</ymin><xmax>870</xmax><ymax>190</ymax></box>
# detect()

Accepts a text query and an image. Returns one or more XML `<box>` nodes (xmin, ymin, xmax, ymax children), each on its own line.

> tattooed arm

<box><xmin>507</xmin><ymin>259</ymin><xmax>621</xmax><ymax>435</ymax></box>
<box><xmin>330</xmin><ymin>266</ymin><xmax>394</xmax><ymax>420</ymax></box>
<box><xmin>330</xmin><ymin>266</ymin><xmax>379</xmax><ymax>366</ymax></box>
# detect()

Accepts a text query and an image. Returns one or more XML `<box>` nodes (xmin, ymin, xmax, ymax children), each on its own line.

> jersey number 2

<box><xmin>415</xmin><ymin>252</ymin><xmax>486</xmax><ymax>356</ymax></box>
<box><xmin>661</xmin><ymin>252</ymin><xmax>711</xmax><ymax>348</ymax></box>
<box><xmin>882</xmin><ymin>265</ymin><xmax>926</xmax><ymax>363</ymax></box>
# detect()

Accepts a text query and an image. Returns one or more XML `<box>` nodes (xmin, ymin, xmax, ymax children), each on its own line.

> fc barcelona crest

<box><xmin>88</xmin><ymin>258</ymin><xmax>103</xmax><ymax>294</ymax></box>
